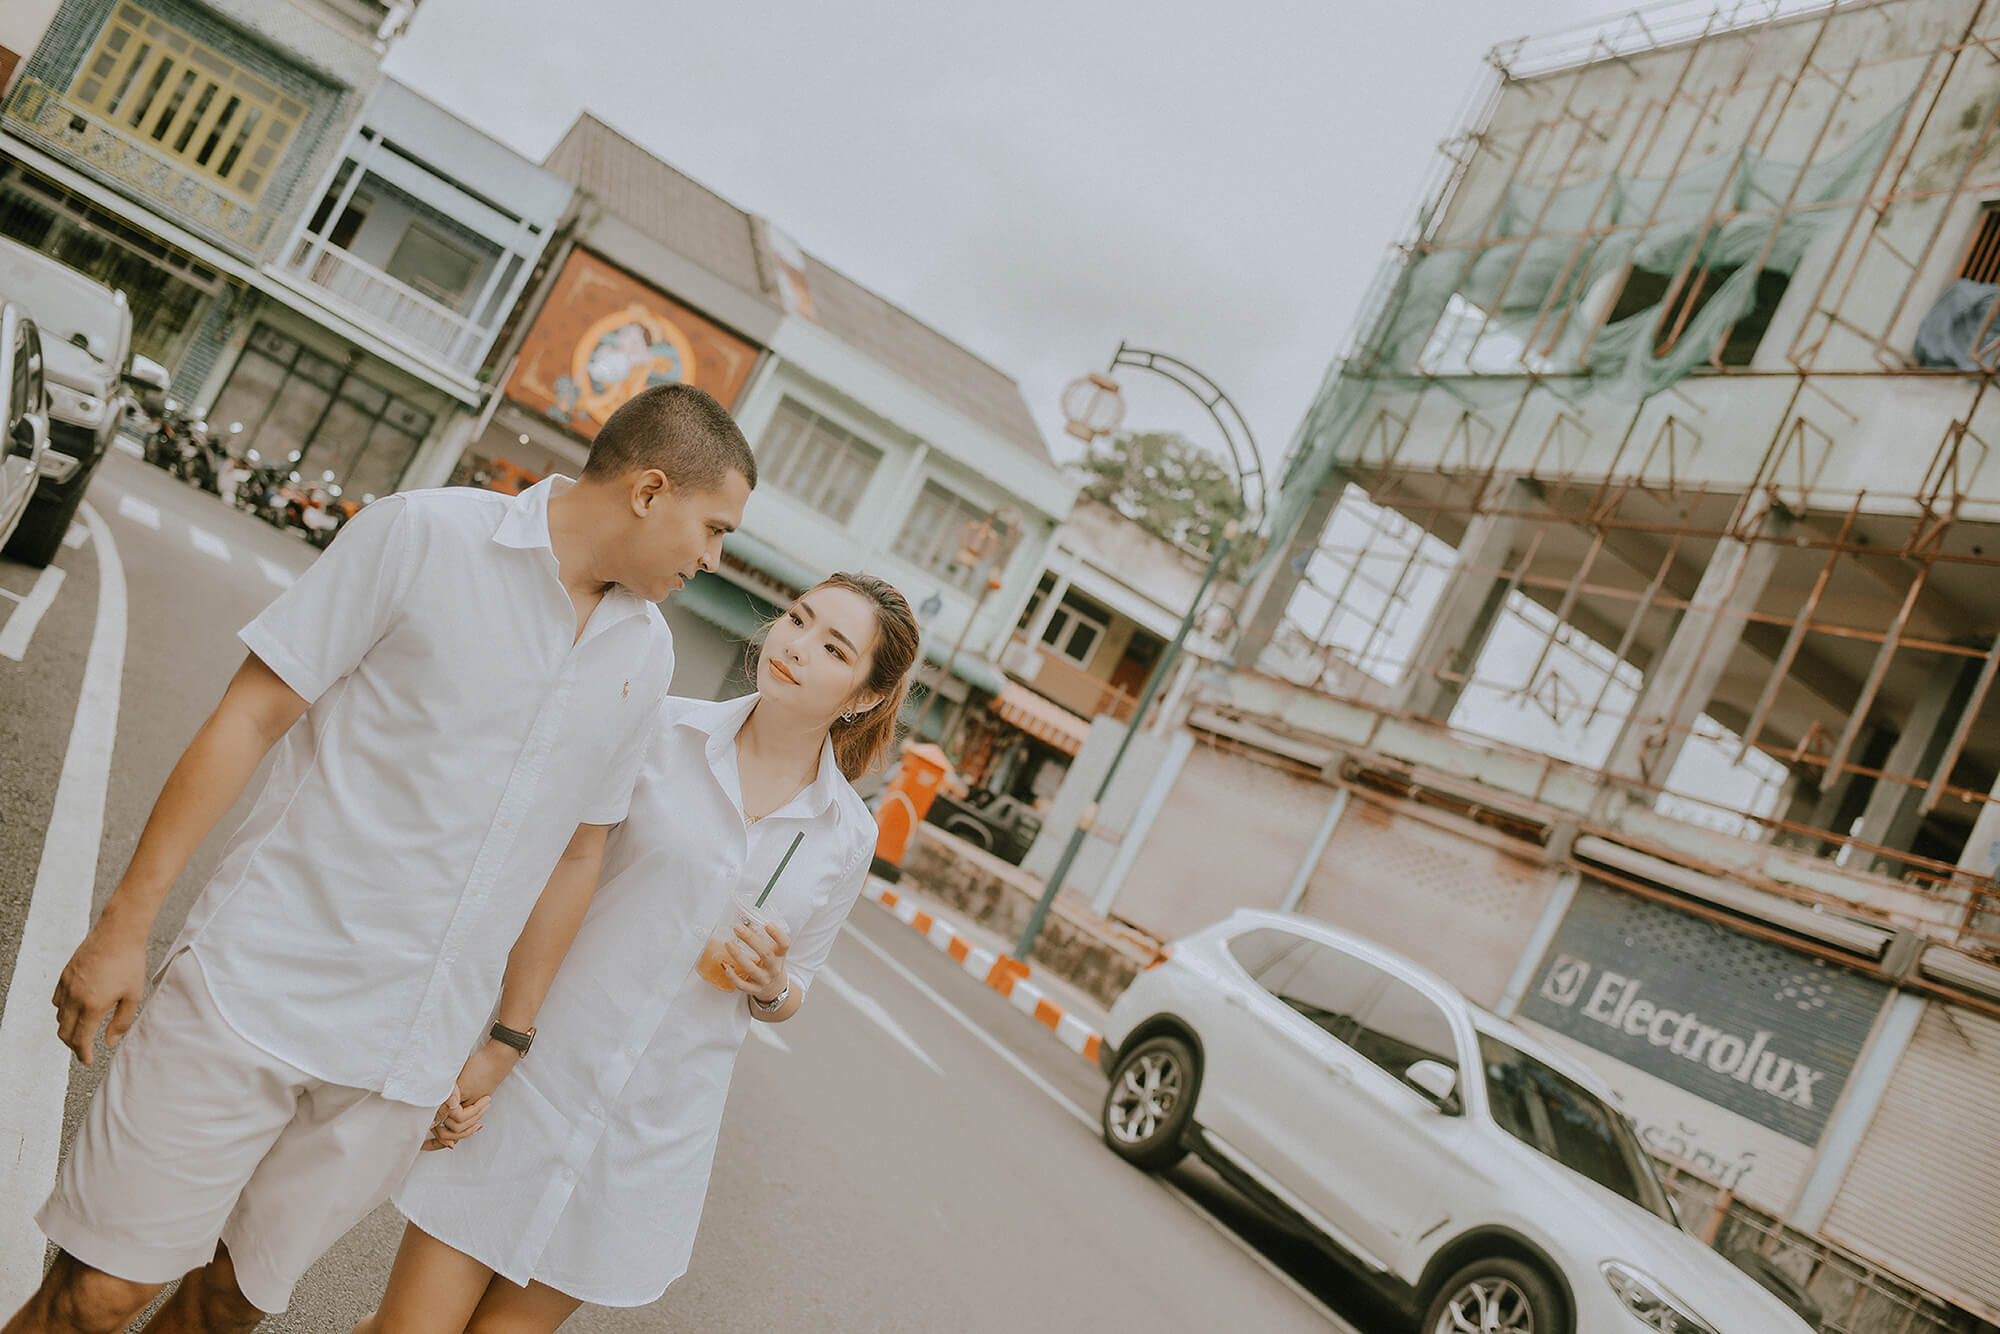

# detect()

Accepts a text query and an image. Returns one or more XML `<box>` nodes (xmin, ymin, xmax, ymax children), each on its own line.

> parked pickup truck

<box><xmin>924</xmin><ymin>787</ymin><xmax>1044</xmax><ymax>866</ymax></box>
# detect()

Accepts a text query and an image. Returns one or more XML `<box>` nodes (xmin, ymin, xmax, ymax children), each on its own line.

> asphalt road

<box><xmin>0</xmin><ymin>455</ymin><xmax>1395</xmax><ymax>1333</ymax></box>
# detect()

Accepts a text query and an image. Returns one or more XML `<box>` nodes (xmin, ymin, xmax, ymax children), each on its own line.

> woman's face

<box><xmin>758</xmin><ymin>586</ymin><xmax>881</xmax><ymax>722</ymax></box>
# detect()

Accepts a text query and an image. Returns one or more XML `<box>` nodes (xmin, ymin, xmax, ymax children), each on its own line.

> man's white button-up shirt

<box><xmin>170</xmin><ymin>477</ymin><xmax>674</xmax><ymax>1107</ymax></box>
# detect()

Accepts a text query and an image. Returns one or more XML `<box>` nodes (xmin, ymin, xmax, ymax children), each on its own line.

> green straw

<box><xmin>756</xmin><ymin>832</ymin><xmax>805</xmax><ymax>908</ymax></box>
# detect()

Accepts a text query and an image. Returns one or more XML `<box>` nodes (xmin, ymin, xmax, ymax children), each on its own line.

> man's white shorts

<box><xmin>37</xmin><ymin>952</ymin><xmax>436</xmax><ymax>1313</ymax></box>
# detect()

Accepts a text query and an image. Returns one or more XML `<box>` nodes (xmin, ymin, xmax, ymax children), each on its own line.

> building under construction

<box><xmin>1059</xmin><ymin>2</ymin><xmax>2000</xmax><ymax>1326</ymax></box>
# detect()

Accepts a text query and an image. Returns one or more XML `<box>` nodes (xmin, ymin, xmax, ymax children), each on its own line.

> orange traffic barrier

<box><xmin>870</xmin><ymin>743</ymin><xmax>954</xmax><ymax>882</ymax></box>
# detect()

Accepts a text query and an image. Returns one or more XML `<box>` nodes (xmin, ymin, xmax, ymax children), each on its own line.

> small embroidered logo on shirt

<box><xmin>622</xmin><ymin>681</ymin><xmax>630</xmax><ymax>698</ymax></box>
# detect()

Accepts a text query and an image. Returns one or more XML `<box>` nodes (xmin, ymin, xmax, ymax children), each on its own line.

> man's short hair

<box><xmin>581</xmin><ymin>383</ymin><xmax>757</xmax><ymax>492</ymax></box>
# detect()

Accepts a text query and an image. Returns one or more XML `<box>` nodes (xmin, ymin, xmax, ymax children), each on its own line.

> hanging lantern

<box><xmin>1060</xmin><ymin>372</ymin><xmax>1124</xmax><ymax>442</ymax></box>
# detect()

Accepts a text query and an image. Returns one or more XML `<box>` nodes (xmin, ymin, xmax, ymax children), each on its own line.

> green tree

<box><xmin>1076</xmin><ymin>431</ymin><xmax>1252</xmax><ymax>573</ymax></box>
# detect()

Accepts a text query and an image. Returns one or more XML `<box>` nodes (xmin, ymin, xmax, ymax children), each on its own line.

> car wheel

<box><xmin>1422</xmin><ymin>1257</ymin><xmax>1565</xmax><ymax>1334</ymax></box>
<box><xmin>3</xmin><ymin>479</ymin><xmax>86</xmax><ymax>568</ymax></box>
<box><xmin>1101</xmin><ymin>1034</ymin><xmax>1197</xmax><ymax>1171</ymax></box>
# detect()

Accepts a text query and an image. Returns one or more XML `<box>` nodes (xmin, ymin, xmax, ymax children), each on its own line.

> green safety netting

<box><xmin>1266</xmin><ymin>104</ymin><xmax>1908</xmax><ymax>559</ymax></box>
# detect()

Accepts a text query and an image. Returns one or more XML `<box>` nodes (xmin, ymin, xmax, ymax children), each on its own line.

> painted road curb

<box><xmin>862</xmin><ymin>878</ymin><xmax>1103</xmax><ymax>1068</ymax></box>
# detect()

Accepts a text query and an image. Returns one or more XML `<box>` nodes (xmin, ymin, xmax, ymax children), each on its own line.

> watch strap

<box><xmin>751</xmin><ymin>982</ymin><xmax>789</xmax><ymax>1014</ymax></box>
<box><xmin>490</xmin><ymin>1021</ymin><xmax>535</xmax><ymax>1056</ymax></box>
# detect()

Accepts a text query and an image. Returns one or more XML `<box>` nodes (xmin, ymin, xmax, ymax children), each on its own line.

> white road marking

<box><xmin>62</xmin><ymin>523</ymin><xmax>88</xmax><ymax>550</ymax></box>
<box><xmin>841</xmin><ymin>925</ymin><xmax>1096</xmax><ymax>1125</ymax></box>
<box><xmin>257</xmin><ymin>557</ymin><xmax>295</xmax><ymax>589</ymax></box>
<box><xmin>0</xmin><ymin>564</ymin><xmax>66</xmax><ymax>662</ymax></box>
<box><xmin>187</xmin><ymin>525</ymin><xmax>231</xmax><ymax>562</ymax></box>
<box><xmin>112</xmin><ymin>435</ymin><xmax>142</xmax><ymax>457</ymax></box>
<box><xmin>115</xmin><ymin>494</ymin><xmax>159</xmax><ymax>529</ymax></box>
<box><xmin>838</xmin><ymin>922</ymin><xmax>1358</xmax><ymax>1333</ymax></box>
<box><xmin>748</xmin><ymin>1022</ymin><xmax>791</xmax><ymax>1053</ymax></box>
<box><xmin>816</xmin><ymin>965</ymin><xmax>943</xmax><ymax>1075</ymax></box>
<box><xmin>0</xmin><ymin>502</ymin><xmax>126</xmax><ymax>1310</ymax></box>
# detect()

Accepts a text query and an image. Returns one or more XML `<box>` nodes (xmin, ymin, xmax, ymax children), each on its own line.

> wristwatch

<box><xmin>751</xmin><ymin>982</ymin><xmax>790</xmax><ymax>1014</ymax></box>
<box><xmin>490</xmin><ymin>1021</ymin><xmax>535</xmax><ymax>1057</ymax></box>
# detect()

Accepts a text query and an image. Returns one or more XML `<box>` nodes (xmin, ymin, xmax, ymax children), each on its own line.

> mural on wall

<box><xmin>1517</xmin><ymin>876</ymin><xmax>1891</xmax><ymax>1206</ymax></box>
<box><xmin>505</xmin><ymin>249</ymin><xmax>759</xmax><ymax>437</ymax></box>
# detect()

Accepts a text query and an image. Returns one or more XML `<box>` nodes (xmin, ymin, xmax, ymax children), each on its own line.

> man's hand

<box><xmin>421</xmin><ymin>1040</ymin><xmax>520</xmax><ymax>1151</ymax></box>
<box><xmin>51</xmin><ymin>915</ymin><xmax>150</xmax><ymax>1066</ymax></box>
<box><xmin>48</xmin><ymin>652</ymin><xmax>309</xmax><ymax>1070</ymax></box>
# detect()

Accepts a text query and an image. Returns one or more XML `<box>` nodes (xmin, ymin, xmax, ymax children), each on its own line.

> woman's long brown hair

<box><xmin>812</xmin><ymin>572</ymin><xmax>920</xmax><ymax>780</ymax></box>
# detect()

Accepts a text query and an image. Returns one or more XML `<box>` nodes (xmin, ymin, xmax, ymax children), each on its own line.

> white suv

<box><xmin>1096</xmin><ymin>910</ymin><xmax>1818</xmax><ymax>1334</ymax></box>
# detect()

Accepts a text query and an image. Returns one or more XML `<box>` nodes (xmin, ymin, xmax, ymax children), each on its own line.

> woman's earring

<box><xmin>840</xmin><ymin>708</ymin><xmax>858</xmax><ymax>723</ymax></box>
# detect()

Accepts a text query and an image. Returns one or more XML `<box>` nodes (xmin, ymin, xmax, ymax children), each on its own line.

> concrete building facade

<box><xmin>1094</xmin><ymin>3</ymin><xmax>2000</xmax><ymax>1326</ymax></box>
<box><xmin>437</xmin><ymin>115</ymin><xmax>1074</xmax><ymax>718</ymax></box>
<box><xmin>0</xmin><ymin>1</ymin><xmax>573</xmax><ymax>499</ymax></box>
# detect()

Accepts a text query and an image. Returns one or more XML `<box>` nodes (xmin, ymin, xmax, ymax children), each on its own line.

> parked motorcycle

<box><xmin>275</xmin><ymin>469</ymin><xmax>355</xmax><ymax>549</ymax></box>
<box><xmin>247</xmin><ymin>450</ymin><xmax>303</xmax><ymax>530</ymax></box>
<box><xmin>170</xmin><ymin>417</ymin><xmax>222</xmax><ymax>494</ymax></box>
<box><xmin>213</xmin><ymin>425</ymin><xmax>253</xmax><ymax>505</ymax></box>
<box><xmin>226</xmin><ymin>443</ymin><xmax>282</xmax><ymax>515</ymax></box>
<box><xmin>142</xmin><ymin>399</ymin><xmax>189</xmax><ymax>470</ymax></box>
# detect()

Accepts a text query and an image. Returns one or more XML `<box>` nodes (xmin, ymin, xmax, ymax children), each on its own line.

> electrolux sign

<box><xmin>1518</xmin><ymin>878</ymin><xmax>1889</xmax><ymax>1146</ymax></box>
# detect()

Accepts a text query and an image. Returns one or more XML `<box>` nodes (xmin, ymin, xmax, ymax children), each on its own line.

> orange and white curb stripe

<box><xmin>862</xmin><ymin>878</ymin><xmax>1103</xmax><ymax>1068</ymax></box>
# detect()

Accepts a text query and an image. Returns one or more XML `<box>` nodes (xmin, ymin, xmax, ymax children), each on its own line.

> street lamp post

<box><xmin>909</xmin><ymin>507</ymin><xmax>1019</xmax><ymax>748</ymax></box>
<box><xmin>1014</xmin><ymin>345</ymin><xmax>1262</xmax><ymax>960</ymax></box>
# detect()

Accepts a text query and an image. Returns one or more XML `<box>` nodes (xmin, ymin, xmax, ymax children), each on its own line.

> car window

<box><xmin>1352</xmin><ymin>978</ymin><xmax>1459</xmax><ymax>1084</ymax></box>
<box><xmin>1479</xmin><ymin>1034</ymin><xmax>1677</xmax><ymax>1225</ymax></box>
<box><xmin>1225</xmin><ymin>927</ymin><xmax>1302</xmax><ymax>980</ymax></box>
<box><xmin>1261</xmin><ymin>942</ymin><xmax>1380</xmax><ymax>1045</ymax></box>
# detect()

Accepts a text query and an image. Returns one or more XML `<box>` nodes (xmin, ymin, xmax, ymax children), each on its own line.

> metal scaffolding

<box><xmin>1259</xmin><ymin>0</ymin><xmax>2000</xmax><ymax>959</ymax></box>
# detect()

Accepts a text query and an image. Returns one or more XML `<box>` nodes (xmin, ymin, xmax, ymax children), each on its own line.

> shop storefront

<box><xmin>952</xmin><ymin>682</ymin><xmax>1084</xmax><ymax>804</ymax></box>
<box><xmin>0</xmin><ymin>161</ymin><xmax>224</xmax><ymax>369</ymax></box>
<box><xmin>1820</xmin><ymin>1000</ymin><xmax>2000</xmax><ymax>1319</ymax></box>
<box><xmin>205</xmin><ymin>315</ymin><xmax>446</xmax><ymax>499</ymax></box>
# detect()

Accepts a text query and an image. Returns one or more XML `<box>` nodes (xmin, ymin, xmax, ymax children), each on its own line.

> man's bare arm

<box><xmin>423</xmin><ymin>822</ymin><xmax>612</xmax><ymax>1150</ymax></box>
<box><xmin>52</xmin><ymin>652</ymin><xmax>307</xmax><ymax>1064</ymax></box>
<box><xmin>497</xmin><ymin>820</ymin><xmax>611</xmax><ymax>1035</ymax></box>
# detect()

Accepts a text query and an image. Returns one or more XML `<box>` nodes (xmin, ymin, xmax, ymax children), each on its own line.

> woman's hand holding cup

<box><xmin>726</xmin><ymin>917</ymin><xmax>791</xmax><ymax>1005</ymax></box>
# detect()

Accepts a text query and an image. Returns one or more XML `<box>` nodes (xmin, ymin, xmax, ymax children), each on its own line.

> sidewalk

<box><xmin>890</xmin><ymin>824</ymin><xmax>1165</xmax><ymax>1009</ymax></box>
<box><xmin>855</xmin><ymin>822</ymin><xmax>1187</xmax><ymax>1073</ymax></box>
<box><xmin>861</xmin><ymin>877</ymin><xmax>1109</xmax><ymax>1067</ymax></box>
<box><xmin>863</xmin><ymin>874</ymin><xmax>1110</xmax><ymax>1027</ymax></box>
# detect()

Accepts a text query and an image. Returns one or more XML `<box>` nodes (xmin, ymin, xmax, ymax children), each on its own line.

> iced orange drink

<box><xmin>697</xmin><ymin>894</ymin><xmax>778</xmax><ymax>993</ymax></box>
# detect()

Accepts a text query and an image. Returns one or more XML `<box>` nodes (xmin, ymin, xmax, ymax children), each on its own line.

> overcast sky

<box><xmin>384</xmin><ymin>0</ymin><xmax>1641</xmax><ymax>481</ymax></box>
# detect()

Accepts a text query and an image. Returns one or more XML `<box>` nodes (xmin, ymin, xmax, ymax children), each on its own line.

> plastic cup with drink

<box><xmin>697</xmin><ymin>832</ymin><xmax>803</xmax><ymax>992</ymax></box>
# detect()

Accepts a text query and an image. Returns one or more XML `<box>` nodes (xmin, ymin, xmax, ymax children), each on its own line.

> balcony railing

<box><xmin>4</xmin><ymin>79</ymin><xmax>278</xmax><ymax>251</ymax></box>
<box><xmin>283</xmin><ymin>239</ymin><xmax>491</xmax><ymax>375</ymax></box>
<box><xmin>1005</xmin><ymin>635</ymin><xmax>1136</xmax><ymax>722</ymax></box>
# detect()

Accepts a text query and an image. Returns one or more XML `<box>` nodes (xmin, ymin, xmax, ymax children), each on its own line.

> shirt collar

<box><xmin>492</xmin><ymin>474</ymin><xmax>650</xmax><ymax>635</ymax></box>
<box><xmin>679</xmin><ymin>693</ymin><xmax>845</xmax><ymax>821</ymax></box>
<box><xmin>491</xmin><ymin>474</ymin><xmax>567</xmax><ymax>552</ymax></box>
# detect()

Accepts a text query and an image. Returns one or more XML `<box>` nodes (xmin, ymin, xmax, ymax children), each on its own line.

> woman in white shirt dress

<box><xmin>361</xmin><ymin>571</ymin><xmax>920</xmax><ymax>1332</ymax></box>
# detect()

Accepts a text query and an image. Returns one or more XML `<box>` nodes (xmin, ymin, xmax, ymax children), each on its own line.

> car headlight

<box><xmin>50</xmin><ymin>386</ymin><xmax>105</xmax><ymax>425</ymax></box>
<box><xmin>1601</xmin><ymin>1262</ymin><xmax>1719</xmax><ymax>1333</ymax></box>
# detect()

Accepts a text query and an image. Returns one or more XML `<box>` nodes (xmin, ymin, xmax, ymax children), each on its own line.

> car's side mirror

<box><xmin>1406</xmin><ymin>1060</ymin><xmax>1461</xmax><ymax>1113</ymax></box>
<box><xmin>124</xmin><ymin>374</ymin><xmax>167</xmax><ymax>415</ymax></box>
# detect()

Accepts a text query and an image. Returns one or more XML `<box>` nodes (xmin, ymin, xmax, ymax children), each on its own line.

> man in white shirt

<box><xmin>3</xmin><ymin>384</ymin><xmax>755</xmax><ymax>1334</ymax></box>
